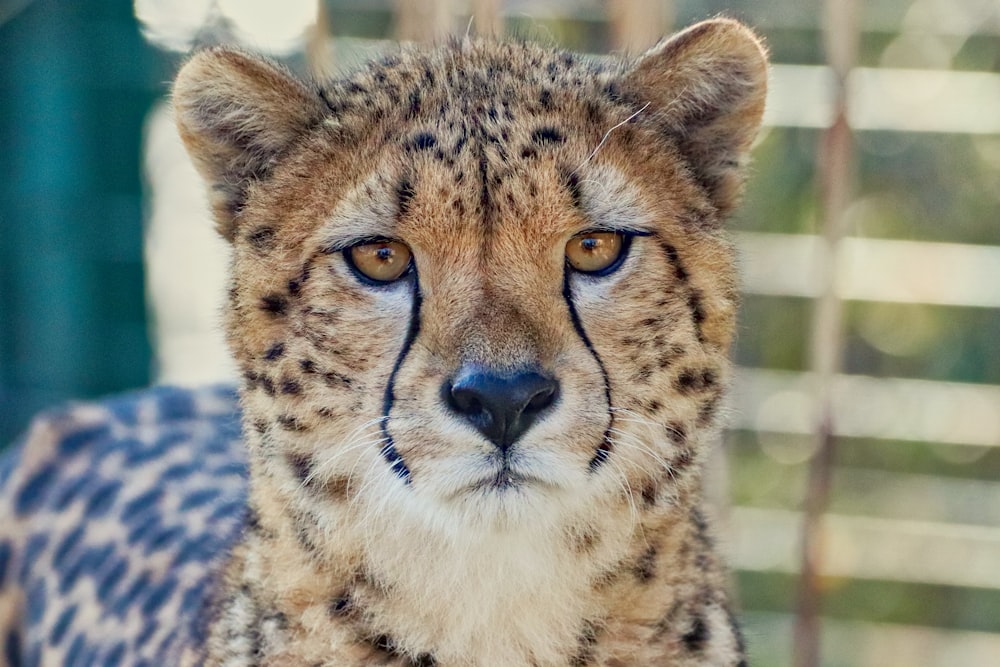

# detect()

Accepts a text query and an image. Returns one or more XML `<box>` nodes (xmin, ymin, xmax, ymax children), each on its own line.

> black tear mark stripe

<box><xmin>561</xmin><ymin>273</ymin><xmax>615</xmax><ymax>471</ymax></box>
<box><xmin>380</xmin><ymin>275</ymin><xmax>421</xmax><ymax>482</ymax></box>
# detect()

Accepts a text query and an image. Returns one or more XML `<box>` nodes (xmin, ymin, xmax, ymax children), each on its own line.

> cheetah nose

<box><xmin>444</xmin><ymin>366</ymin><xmax>559</xmax><ymax>451</ymax></box>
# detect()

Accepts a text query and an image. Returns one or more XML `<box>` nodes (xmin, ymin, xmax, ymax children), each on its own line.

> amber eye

<box><xmin>346</xmin><ymin>240</ymin><xmax>413</xmax><ymax>283</ymax></box>
<box><xmin>565</xmin><ymin>231</ymin><xmax>627</xmax><ymax>275</ymax></box>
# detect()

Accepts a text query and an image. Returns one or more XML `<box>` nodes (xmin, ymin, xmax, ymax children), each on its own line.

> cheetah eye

<box><xmin>345</xmin><ymin>240</ymin><xmax>413</xmax><ymax>284</ymax></box>
<box><xmin>565</xmin><ymin>231</ymin><xmax>628</xmax><ymax>275</ymax></box>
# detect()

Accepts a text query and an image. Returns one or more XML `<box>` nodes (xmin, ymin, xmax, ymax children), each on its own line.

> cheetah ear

<box><xmin>173</xmin><ymin>47</ymin><xmax>327</xmax><ymax>241</ymax></box>
<box><xmin>622</xmin><ymin>18</ymin><xmax>768</xmax><ymax>215</ymax></box>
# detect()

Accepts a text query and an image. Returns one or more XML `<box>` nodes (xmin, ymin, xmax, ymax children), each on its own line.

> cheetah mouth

<box><xmin>480</xmin><ymin>468</ymin><xmax>529</xmax><ymax>492</ymax></box>
<box><xmin>468</xmin><ymin>459</ymin><xmax>553</xmax><ymax>495</ymax></box>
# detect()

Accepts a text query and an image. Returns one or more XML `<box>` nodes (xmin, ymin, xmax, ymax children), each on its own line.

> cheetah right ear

<box><xmin>173</xmin><ymin>48</ymin><xmax>327</xmax><ymax>241</ymax></box>
<box><xmin>621</xmin><ymin>18</ymin><xmax>769</xmax><ymax>216</ymax></box>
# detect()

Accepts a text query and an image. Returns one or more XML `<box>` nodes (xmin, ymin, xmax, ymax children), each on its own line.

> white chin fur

<box><xmin>356</xmin><ymin>467</ymin><xmax>634</xmax><ymax>665</ymax></box>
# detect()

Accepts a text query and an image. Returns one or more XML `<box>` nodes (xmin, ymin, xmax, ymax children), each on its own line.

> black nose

<box><xmin>444</xmin><ymin>366</ymin><xmax>559</xmax><ymax>450</ymax></box>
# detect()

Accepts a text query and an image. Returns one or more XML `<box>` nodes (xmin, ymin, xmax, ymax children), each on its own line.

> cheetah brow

<box><xmin>574</xmin><ymin>102</ymin><xmax>650</xmax><ymax>173</ymax></box>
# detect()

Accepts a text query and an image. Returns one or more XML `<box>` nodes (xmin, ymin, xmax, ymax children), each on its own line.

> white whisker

<box><xmin>574</xmin><ymin>102</ymin><xmax>650</xmax><ymax>172</ymax></box>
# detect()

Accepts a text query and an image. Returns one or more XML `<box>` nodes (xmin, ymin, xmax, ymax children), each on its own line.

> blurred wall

<box><xmin>0</xmin><ymin>0</ymin><xmax>170</xmax><ymax>445</ymax></box>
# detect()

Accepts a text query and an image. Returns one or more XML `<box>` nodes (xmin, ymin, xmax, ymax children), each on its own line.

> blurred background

<box><xmin>1</xmin><ymin>0</ymin><xmax>998</xmax><ymax>665</ymax></box>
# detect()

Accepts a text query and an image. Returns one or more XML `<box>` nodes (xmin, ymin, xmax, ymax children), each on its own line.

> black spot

<box><xmin>329</xmin><ymin>595</ymin><xmax>352</xmax><ymax>616</ymax></box>
<box><xmin>50</xmin><ymin>603</ymin><xmax>77</xmax><ymax>645</ymax></box>
<box><xmin>280</xmin><ymin>379</ymin><xmax>302</xmax><ymax>395</ymax></box>
<box><xmin>288</xmin><ymin>263</ymin><xmax>310</xmax><ymax>298</ymax></box>
<box><xmin>531</xmin><ymin>126</ymin><xmax>565</xmax><ymax>145</ymax></box>
<box><xmin>407</xmin><ymin>90</ymin><xmax>422</xmax><ymax>119</ymax></box>
<box><xmin>15</xmin><ymin>463</ymin><xmax>57</xmax><ymax>515</ymax></box>
<box><xmin>287</xmin><ymin>453</ymin><xmax>314</xmax><ymax>483</ymax></box>
<box><xmin>323</xmin><ymin>371</ymin><xmax>352</xmax><ymax>388</ymax></box>
<box><xmin>264</xmin><ymin>342</ymin><xmax>285</xmax><ymax>360</ymax></box>
<box><xmin>673</xmin><ymin>448</ymin><xmax>695</xmax><ymax>471</ymax></box>
<box><xmin>247</xmin><ymin>226</ymin><xmax>276</xmax><ymax>251</ymax></box>
<box><xmin>260</xmin><ymin>294</ymin><xmax>287</xmax><ymax>316</ymax></box>
<box><xmin>245</xmin><ymin>506</ymin><xmax>262</xmax><ymax>533</ymax></box>
<box><xmin>0</xmin><ymin>540</ymin><xmax>11</xmax><ymax>588</ymax></box>
<box><xmin>633</xmin><ymin>545</ymin><xmax>658</xmax><ymax>582</ymax></box>
<box><xmin>373</xmin><ymin>634</ymin><xmax>395</xmax><ymax>653</ymax></box>
<box><xmin>682</xmin><ymin>615</ymin><xmax>710</xmax><ymax>652</ymax></box>
<box><xmin>564</xmin><ymin>169</ymin><xmax>583</xmax><ymax>209</ymax></box>
<box><xmin>278</xmin><ymin>415</ymin><xmax>308</xmax><ymax>432</ymax></box>
<box><xmin>252</xmin><ymin>419</ymin><xmax>268</xmax><ymax>434</ymax></box>
<box><xmin>397</xmin><ymin>177</ymin><xmax>416</xmax><ymax>216</ymax></box>
<box><xmin>5</xmin><ymin>629</ymin><xmax>21</xmax><ymax>667</ymax></box>
<box><xmin>676</xmin><ymin>369</ymin><xmax>699</xmax><ymax>393</ymax></box>
<box><xmin>691</xmin><ymin>508</ymin><xmax>712</xmax><ymax>548</ymax></box>
<box><xmin>539</xmin><ymin>89</ymin><xmax>553</xmax><ymax>110</ymax></box>
<box><xmin>299</xmin><ymin>358</ymin><xmax>317</xmax><ymax>374</ymax></box>
<box><xmin>641</xmin><ymin>481</ymin><xmax>658</xmax><ymax>507</ymax></box>
<box><xmin>412</xmin><ymin>654</ymin><xmax>437</xmax><ymax>667</ymax></box>
<box><xmin>675</xmin><ymin>368</ymin><xmax>715</xmax><ymax>394</ymax></box>
<box><xmin>698</xmin><ymin>394</ymin><xmax>722</xmax><ymax>425</ymax></box>
<box><xmin>728</xmin><ymin>606</ymin><xmax>748</xmax><ymax>658</ymax></box>
<box><xmin>520</xmin><ymin>146</ymin><xmax>537</xmax><ymax>159</ymax></box>
<box><xmin>569</xmin><ymin>621</ymin><xmax>598</xmax><ymax>666</ymax></box>
<box><xmin>584</xmin><ymin>101</ymin><xmax>603</xmax><ymax>124</ymax></box>
<box><xmin>688</xmin><ymin>292</ymin><xmax>706</xmax><ymax>339</ymax></box>
<box><xmin>408</xmin><ymin>132</ymin><xmax>437</xmax><ymax>151</ymax></box>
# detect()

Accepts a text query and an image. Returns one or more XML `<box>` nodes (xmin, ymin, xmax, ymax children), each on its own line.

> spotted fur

<box><xmin>1</xmin><ymin>19</ymin><xmax>766</xmax><ymax>666</ymax></box>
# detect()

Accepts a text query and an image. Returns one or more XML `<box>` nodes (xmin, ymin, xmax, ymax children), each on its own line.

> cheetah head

<box><xmin>173</xmin><ymin>20</ymin><xmax>766</xmax><ymax>536</ymax></box>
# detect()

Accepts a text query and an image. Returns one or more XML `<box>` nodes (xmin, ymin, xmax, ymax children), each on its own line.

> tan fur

<box><xmin>174</xmin><ymin>18</ymin><xmax>767</xmax><ymax>666</ymax></box>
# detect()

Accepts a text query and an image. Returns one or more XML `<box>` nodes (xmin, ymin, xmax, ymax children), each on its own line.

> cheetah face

<box><xmin>173</xmin><ymin>24</ymin><xmax>767</xmax><ymax>529</ymax></box>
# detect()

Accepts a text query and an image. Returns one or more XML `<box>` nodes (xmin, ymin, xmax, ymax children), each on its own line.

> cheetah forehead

<box><xmin>174</xmin><ymin>26</ymin><xmax>767</xmax><ymax>241</ymax></box>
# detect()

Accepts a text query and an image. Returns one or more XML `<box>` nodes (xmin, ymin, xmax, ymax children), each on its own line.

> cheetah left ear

<box><xmin>622</xmin><ymin>18</ymin><xmax>768</xmax><ymax>215</ymax></box>
<box><xmin>173</xmin><ymin>47</ymin><xmax>327</xmax><ymax>241</ymax></box>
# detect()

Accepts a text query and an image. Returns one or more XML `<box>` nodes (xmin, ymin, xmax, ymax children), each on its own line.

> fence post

<box><xmin>606</xmin><ymin>0</ymin><xmax>673</xmax><ymax>52</ymax></box>
<box><xmin>470</xmin><ymin>0</ymin><xmax>503</xmax><ymax>37</ymax></box>
<box><xmin>306</xmin><ymin>0</ymin><xmax>335</xmax><ymax>81</ymax></box>
<box><xmin>395</xmin><ymin>0</ymin><xmax>454</xmax><ymax>41</ymax></box>
<box><xmin>793</xmin><ymin>2</ymin><xmax>859</xmax><ymax>666</ymax></box>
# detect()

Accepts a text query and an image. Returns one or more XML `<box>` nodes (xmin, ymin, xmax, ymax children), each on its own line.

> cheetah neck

<box><xmin>205</xmin><ymin>474</ymin><xmax>736</xmax><ymax>667</ymax></box>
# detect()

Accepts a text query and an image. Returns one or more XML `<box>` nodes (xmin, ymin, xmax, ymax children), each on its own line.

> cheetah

<box><xmin>0</xmin><ymin>18</ymin><xmax>767</xmax><ymax>666</ymax></box>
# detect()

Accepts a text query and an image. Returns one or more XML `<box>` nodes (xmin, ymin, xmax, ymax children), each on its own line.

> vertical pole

<box><xmin>606</xmin><ymin>0</ymin><xmax>673</xmax><ymax>53</ymax></box>
<box><xmin>470</xmin><ymin>0</ymin><xmax>503</xmax><ymax>37</ymax></box>
<box><xmin>793</xmin><ymin>2</ymin><xmax>858</xmax><ymax>667</ymax></box>
<box><xmin>306</xmin><ymin>0</ymin><xmax>335</xmax><ymax>81</ymax></box>
<box><xmin>394</xmin><ymin>0</ymin><xmax>453</xmax><ymax>42</ymax></box>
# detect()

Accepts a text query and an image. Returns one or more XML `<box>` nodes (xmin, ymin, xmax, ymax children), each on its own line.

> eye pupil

<box><xmin>347</xmin><ymin>240</ymin><xmax>412</xmax><ymax>283</ymax></box>
<box><xmin>565</xmin><ymin>231</ymin><xmax>627</xmax><ymax>274</ymax></box>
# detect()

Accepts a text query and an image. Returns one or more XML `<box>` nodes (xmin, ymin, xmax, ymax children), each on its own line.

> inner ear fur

<box><xmin>622</xmin><ymin>18</ymin><xmax>769</xmax><ymax>215</ymax></box>
<box><xmin>173</xmin><ymin>47</ymin><xmax>327</xmax><ymax>241</ymax></box>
